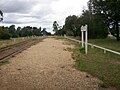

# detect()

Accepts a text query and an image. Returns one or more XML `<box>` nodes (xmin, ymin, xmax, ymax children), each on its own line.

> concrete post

<box><xmin>85</xmin><ymin>25</ymin><xmax>88</xmax><ymax>54</ymax></box>
<box><xmin>81</xmin><ymin>25</ymin><xmax>88</xmax><ymax>54</ymax></box>
<box><xmin>81</xmin><ymin>26</ymin><xmax>84</xmax><ymax>47</ymax></box>
<box><xmin>82</xmin><ymin>31</ymin><xmax>84</xmax><ymax>47</ymax></box>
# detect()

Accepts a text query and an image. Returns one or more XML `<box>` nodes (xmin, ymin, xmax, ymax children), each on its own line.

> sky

<box><xmin>0</xmin><ymin>0</ymin><xmax>89</xmax><ymax>33</ymax></box>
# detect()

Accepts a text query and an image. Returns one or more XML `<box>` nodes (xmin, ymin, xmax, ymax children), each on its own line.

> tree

<box><xmin>88</xmin><ymin>0</ymin><xmax>120</xmax><ymax>41</ymax></box>
<box><xmin>20</xmin><ymin>26</ymin><xmax>32</xmax><ymax>37</ymax></box>
<box><xmin>79</xmin><ymin>10</ymin><xmax>108</xmax><ymax>39</ymax></box>
<box><xmin>32</xmin><ymin>27</ymin><xmax>41</xmax><ymax>36</ymax></box>
<box><xmin>65</xmin><ymin>15</ymin><xmax>78</xmax><ymax>36</ymax></box>
<box><xmin>0</xmin><ymin>27</ymin><xmax>11</xmax><ymax>39</ymax></box>
<box><xmin>16</xmin><ymin>26</ymin><xmax>42</xmax><ymax>37</ymax></box>
<box><xmin>16</xmin><ymin>27</ymin><xmax>21</xmax><ymax>37</ymax></box>
<box><xmin>57</xmin><ymin>25</ymin><xmax>67</xmax><ymax>36</ymax></box>
<box><xmin>38</xmin><ymin>27</ymin><xmax>42</xmax><ymax>36</ymax></box>
<box><xmin>53</xmin><ymin>21</ymin><xmax>59</xmax><ymax>34</ymax></box>
<box><xmin>8</xmin><ymin>25</ymin><xmax>18</xmax><ymax>38</ymax></box>
<box><xmin>41</xmin><ymin>28</ymin><xmax>47</xmax><ymax>36</ymax></box>
<box><xmin>0</xmin><ymin>10</ymin><xmax>3</xmax><ymax>22</ymax></box>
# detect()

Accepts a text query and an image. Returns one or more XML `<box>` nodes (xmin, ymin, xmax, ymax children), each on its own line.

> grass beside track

<box><xmin>64</xmin><ymin>38</ymin><xmax>120</xmax><ymax>90</ymax></box>
<box><xmin>0</xmin><ymin>36</ymin><xmax>43</xmax><ymax>48</ymax></box>
<box><xmin>0</xmin><ymin>36</ymin><xmax>45</xmax><ymax>66</ymax></box>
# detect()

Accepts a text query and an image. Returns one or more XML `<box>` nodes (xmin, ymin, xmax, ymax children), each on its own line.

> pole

<box><xmin>81</xmin><ymin>25</ymin><xmax>88</xmax><ymax>54</ymax></box>
<box><xmin>82</xmin><ymin>31</ymin><xmax>84</xmax><ymax>47</ymax></box>
<box><xmin>85</xmin><ymin>25</ymin><xmax>88</xmax><ymax>54</ymax></box>
<box><xmin>81</xmin><ymin>26</ymin><xmax>84</xmax><ymax>47</ymax></box>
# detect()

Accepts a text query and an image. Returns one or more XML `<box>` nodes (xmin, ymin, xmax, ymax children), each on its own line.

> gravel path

<box><xmin>0</xmin><ymin>38</ymin><xmax>108</xmax><ymax>90</ymax></box>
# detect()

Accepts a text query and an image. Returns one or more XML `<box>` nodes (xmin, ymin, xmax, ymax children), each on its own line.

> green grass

<box><xmin>88</xmin><ymin>38</ymin><xmax>120</xmax><ymax>52</ymax></box>
<box><xmin>65</xmin><ymin>39</ymin><xmax>120</xmax><ymax>90</ymax></box>
<box><xmin>0</xmin><ymin>60</ymin><xmax>9</xmax><ymax>66</ymax></box>
<box><xmin>68</xmin><ymin>36</ymin><xmax>120</xmax><ymax>52</ymax></box>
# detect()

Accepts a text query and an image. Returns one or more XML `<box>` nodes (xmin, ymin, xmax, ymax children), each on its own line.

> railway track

<box><xmin>0</xmin><ymin>38</ymin><xmax>44</xmax><ymax>61</ymax></box>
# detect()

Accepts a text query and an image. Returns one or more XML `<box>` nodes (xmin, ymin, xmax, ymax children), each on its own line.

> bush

<box><xmin>0</xmin><ymin>27</ymin><xmax>11</xmax><ymax>40</ymax></box>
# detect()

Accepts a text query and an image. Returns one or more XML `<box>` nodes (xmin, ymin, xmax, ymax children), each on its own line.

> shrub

<box><xmin>0</xmin><ymin>27</ymin><xmax>11</xmax><ymax>40</ymax></box>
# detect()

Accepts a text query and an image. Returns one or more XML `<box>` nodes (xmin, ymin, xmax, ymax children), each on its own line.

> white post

<box><xmin>85</xmin><ymin>25</ymin><xmax>88</xmax><ymax>54</ymax></box>
<box><xmin>82</xmin><ymin>31</ymin><xmax>84</xmax><ymax>47</ymax></box>
<box><xmin>104</xmin><ymin>49</ymin><xmax>106</xmax><ymax>53</ymax></box>
<box><xmin>81</xmin><ymin>25</ymin><xmax>88</xmax><ymax>54</ymax></box>
<box><xmin>81</xmin><ymin>26</ymin><xmax>84</xmax><ymax>47</ymax></box>
<box><xmin>64</xmin><ymin>34</ymin><xmax>66</xmax><ymax>38</ymax></box>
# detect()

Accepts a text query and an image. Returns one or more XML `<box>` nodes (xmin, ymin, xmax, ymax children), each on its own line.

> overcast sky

<box><xmin>0</xmin><ymin>0</ymin><xmax>89</xmax><ymax>33</ymax></box>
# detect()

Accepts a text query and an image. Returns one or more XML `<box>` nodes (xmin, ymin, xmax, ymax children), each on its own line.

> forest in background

<box><xmin>53</xmin><ymin>0</ymin><xmax>120</xmax><ymax>41</ymax></box>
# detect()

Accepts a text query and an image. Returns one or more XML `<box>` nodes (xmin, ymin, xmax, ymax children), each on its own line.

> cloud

<box><xmin>0</xmin><ymin>0</ymin><xmax>38</xmax><ymax>13</ymax></box>
<box><xmin>0</xmin><ymin>0</ymin><xmax>89</xmax><ymax>33</ymax></box>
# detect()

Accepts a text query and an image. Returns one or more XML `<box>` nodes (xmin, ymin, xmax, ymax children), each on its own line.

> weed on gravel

<box><xmin>0</xmin><ymin>60</ymin><xmax>9</xmax><ymax>66</ymax></box>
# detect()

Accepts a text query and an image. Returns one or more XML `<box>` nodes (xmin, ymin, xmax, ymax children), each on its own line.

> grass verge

<box><xmin>53</xmin><ymin>36</ymin><xmax>65</xmax><ymax>40</ymax></box>
<box><xmin>65</xmin><ymin>39</ymin><xmax>120</xmax><ymax>90</ymax></box>
<box><xmin>88</xmin><ymin>38</ymin><xmax>120</xmax><ymax>52</ymax></box>
<box><xmin>0</xmin><ymin>36</ymin><xmax>43</xmax><ymax>48</ymax></box>
<box><xmin>68</xmin><ymin>36</ymin><xmax>120</xmax><ymax>52</ymax></box>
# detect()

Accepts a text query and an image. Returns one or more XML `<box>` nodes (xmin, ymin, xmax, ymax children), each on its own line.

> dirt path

<box><xmin>0</xmin><ymin>38</ymin><xmax>104</xmax><ymax>90</ymax></box>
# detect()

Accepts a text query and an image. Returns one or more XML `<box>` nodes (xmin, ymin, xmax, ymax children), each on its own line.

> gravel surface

<box><xmin>0</xmin><ymin>38</ymin><xmax>113</xmax><ymax>90</ymax></box>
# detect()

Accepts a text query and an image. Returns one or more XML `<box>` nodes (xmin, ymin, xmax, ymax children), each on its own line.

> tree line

<box><xmin>0</xmin><ymin>10</ymin><xmax>51</xmax><ymax>40</ymax></box>
<box><xmin>0</xmin><ymin>25</ymin><xmax>51</xmax><ymax>40</ymax></box>
<box><xmin>53</xmin><ymin>0</ymin><xmax>120</xmax><ymax>41</ymax></box>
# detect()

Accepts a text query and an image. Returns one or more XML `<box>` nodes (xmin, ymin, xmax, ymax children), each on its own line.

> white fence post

<box><xmin>104</xmin><ymin>49</ymin><xmax>106</xmax><ymax>53</ymax></box>
<box><xmin>65</xmin><ymin>37</ymin><xmax>120</xmax><ymax>56</ymax></box>
<box><xmin>64</xmin><ymin>34</ymin><xmax>66</xmax><ymax>38</ymax></box>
